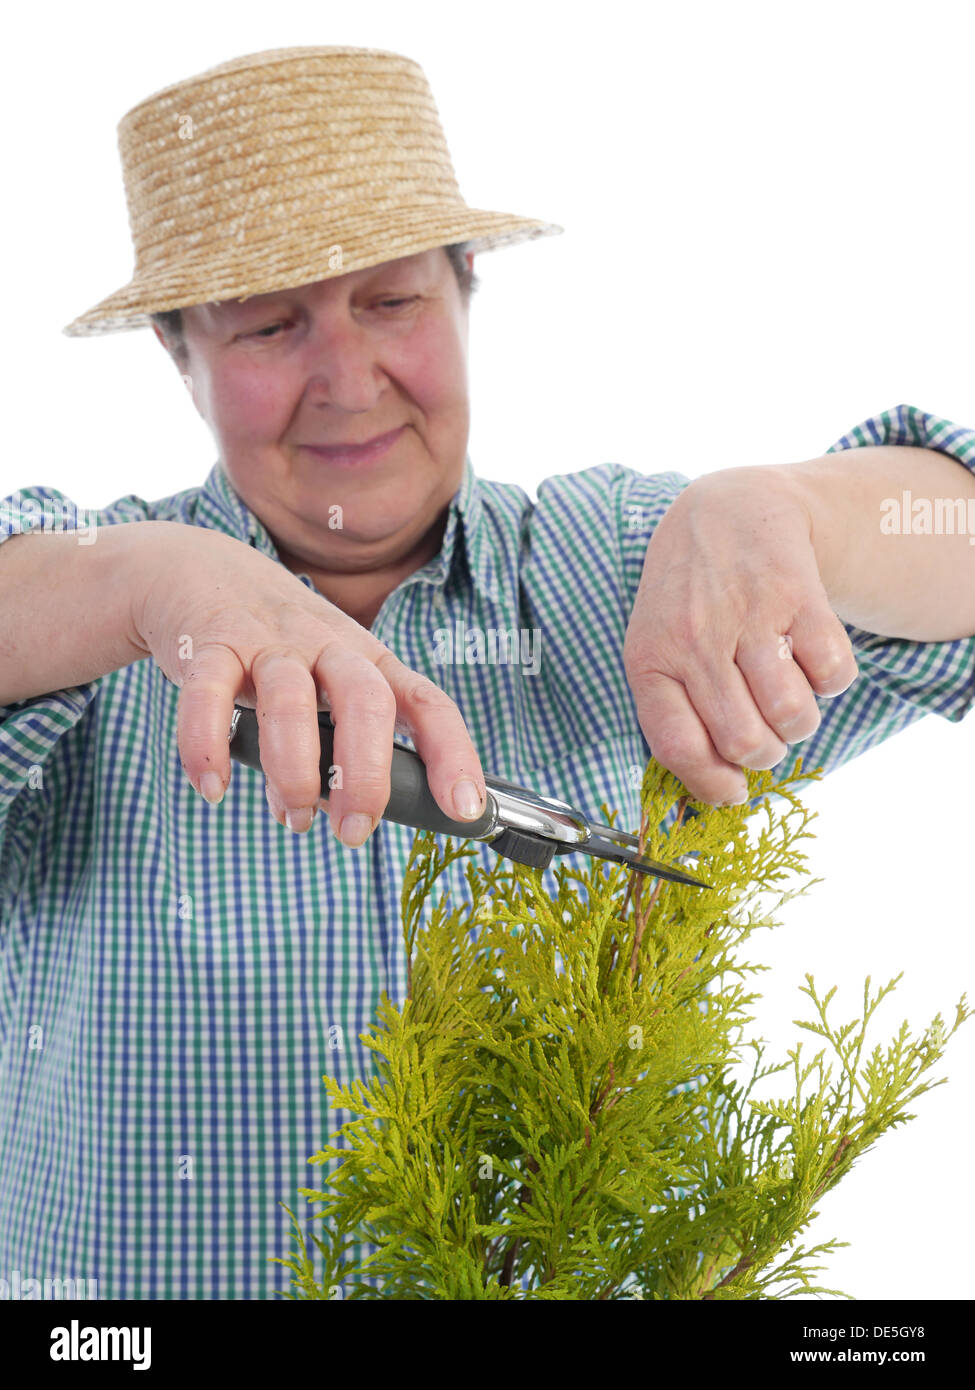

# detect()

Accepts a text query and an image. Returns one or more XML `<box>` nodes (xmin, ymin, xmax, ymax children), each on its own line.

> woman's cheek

<box><xmin>217</xmin><ymin>369</ymin><xmax>294</xmax><ymax>442</ymax></box>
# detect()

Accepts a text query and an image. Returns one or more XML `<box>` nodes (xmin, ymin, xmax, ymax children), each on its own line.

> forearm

<box><xmin>775</xmin><ymin>445</ymin><xmax>975</xmax><ymax>641</ymax></box>
<box><xmin>0</xmin><ymin>522</ymin><xmax>156</xmax><ymax>705</ymax></box>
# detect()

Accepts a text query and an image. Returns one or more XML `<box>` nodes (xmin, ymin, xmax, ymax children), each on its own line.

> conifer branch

<box><xmin>275</xmin><ymin>756</ymin><xmax>971</xmax><ymax>1300</ymax></box>
<box><xmin>497</xmin><ymin>1154</ymin><xmax>540</xmax><ymax>1288</ymax></box>
<box><xmin>812</xmin><ymin>1134</ymin><xmax>855</xmax><ymax>1202</ymax></box>
<box><xmin>628</xmin><ymin>873</ymin><xmax>663</xmax><ymax>979</ymax></box>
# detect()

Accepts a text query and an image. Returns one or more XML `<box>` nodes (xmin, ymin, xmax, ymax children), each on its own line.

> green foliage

<box><xmin>269</xmin><ymin>757</ymin><xmax>970</xmax><ymax>1300</ymax></box>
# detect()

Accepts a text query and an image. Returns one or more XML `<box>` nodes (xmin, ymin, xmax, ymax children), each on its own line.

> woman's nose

<box><xmin>303</xmin><ymin>319</ymin><xmax>386</xmax><ymax>412</ymax></box>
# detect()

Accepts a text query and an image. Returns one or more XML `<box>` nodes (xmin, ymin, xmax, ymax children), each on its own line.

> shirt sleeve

<box><xmin>782</xmin><ymin>403</ymin><xmax>975</xmax><ymax>785</ymax></box>
<box><xmin>0</xmin><ymin>484</ymin><xmax>152</xmax><ymax>921</ymax></box>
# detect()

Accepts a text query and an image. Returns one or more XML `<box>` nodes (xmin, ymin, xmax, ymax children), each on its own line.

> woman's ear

<box><xmin>152</xmin><ymin>324</ymin><xmax>200</xmax><ymax>412</ymax></box>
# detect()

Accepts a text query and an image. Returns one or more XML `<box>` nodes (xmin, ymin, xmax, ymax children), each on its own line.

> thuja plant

<box><xmin>272</xmin><ymin>756</ymin><xmax>969</xmax><ymax>1300</ymax></box>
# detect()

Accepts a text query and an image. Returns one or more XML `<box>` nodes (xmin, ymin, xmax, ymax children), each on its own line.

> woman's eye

<box><xmin>240</xmin><ymin>321</ymin><xmax>290</xmax><ymax>340</ymax></box>
<box><xmin>241</xmin><ymin>300</ymin><xmax>417</xmax><ymax>338</ymax></box>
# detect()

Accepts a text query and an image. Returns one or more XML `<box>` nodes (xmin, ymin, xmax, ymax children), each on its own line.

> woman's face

<box><xmin>165</xmin><ymin>247</ymin><xmax>472</xmax><ymax>577</ymax></box>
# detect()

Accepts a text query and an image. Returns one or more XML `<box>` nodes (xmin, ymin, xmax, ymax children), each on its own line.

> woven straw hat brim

<box><xmin>63</xmin><ymin>207</ymin><xmax>561</xmax><ymax>337</ymax></box>
<box><xmin>61</xmin><ymin>44</ymin><xmax>564</xmax><ymax>338</ymax></box>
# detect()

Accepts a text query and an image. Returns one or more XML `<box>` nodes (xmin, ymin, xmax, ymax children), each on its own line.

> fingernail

<box><xmin>200</xmin><ymin>771</ymin><xmax>225</xmax><ymax>805</ymax></box>
<box><xmin>285</xmin><ymin>806</ymin><xmax>316</xmax><ymax>834</ymax></box>
<box><xmin>452</xmin><ymin>779</ymin><xmax>484</xmax><ymax>820</ymax></box>
<box><xmin>339</xmin><ymin>813</ymin><xmax>373</xmax><ymax>848</ymax></box>
<box><xmin>722</xmin><ymin>791</ymin><xmax>748</xmax><ymax>807</ymax></box>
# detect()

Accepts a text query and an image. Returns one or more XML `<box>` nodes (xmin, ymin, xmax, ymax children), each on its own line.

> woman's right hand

<box><xmin>130</xmin><ymin>521</ymin><xmax>486</xmax><ymax>843</ymax></box>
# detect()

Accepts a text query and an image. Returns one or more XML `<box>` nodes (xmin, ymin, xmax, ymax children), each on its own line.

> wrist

<box><xmin>123</xmin><ymin>520</ymin><xmax>193</xmax><ymax>657</ymax></box>
<box><xmin>766</xmin><ymin>457</ymin><xmax>845</xmax><ymax>605</ymax></box>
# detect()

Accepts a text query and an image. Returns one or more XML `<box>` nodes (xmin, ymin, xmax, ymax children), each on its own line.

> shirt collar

<box><xmin>198</xmin><ymin>453</ymin><xmax>497</xmax><ymax>600</ymax></box>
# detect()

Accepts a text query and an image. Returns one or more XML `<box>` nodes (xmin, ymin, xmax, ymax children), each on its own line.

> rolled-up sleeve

<box><xmin>0</xmin><ymin>691</ymin><xmax>97</xmax><ymax>924</ymax></box>
<box><xmin>779</xmin><ymin>404</ymin><xmax>975</xmax><ymax>783</ymax></box>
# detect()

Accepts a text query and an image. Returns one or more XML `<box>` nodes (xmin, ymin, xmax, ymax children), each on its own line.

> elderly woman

<box><xmin>0</xmin><ymin>46</ymin><xmax>972</xmax><ymax>1301</ymax></box>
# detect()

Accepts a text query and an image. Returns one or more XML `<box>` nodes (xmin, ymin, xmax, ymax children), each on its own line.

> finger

<box><xmin>734</xmin><ymin>631</ymin><xmax>822</xmax><ymax>747</ymax></box>
<box><xmin>681</xmin><ymin>653</ymin><xmax>790</xmax><ymax>774</ymax></box>
<box><xmin>177</xmin><ymin>641</ymin><xmax>246</xmax><ymax>804</ymax></box>
<box><xmin>250</xmin><ymin>650</ymin><xmax>322</xmax><ymax>833</ymax></box>
<box><xmin>629</xmin><ymin>668</ymin><xmax>751</xmax><ymax>805</ymax></box>
<box><xmin>313</xmin><ymin>647</ymin><xmax>397</xmax><ymax>846</ymax></box>
<box><xmin>788</xmin><ymin>600</ymin><xmax>859</xmax><ymax>697</ymax></box>
<box><xmin>374</xmin><ymin>651</ymin><xmax>486</xmax><ymax>823</ymax></box>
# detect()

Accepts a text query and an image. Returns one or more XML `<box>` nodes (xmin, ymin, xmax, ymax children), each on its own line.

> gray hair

<box><xmin>151</xmin><ymin>241</ymin><xmax>478</xmax><ymax>369</ymax></box>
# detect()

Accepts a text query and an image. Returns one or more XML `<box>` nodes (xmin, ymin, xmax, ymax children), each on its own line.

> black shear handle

<box><xmin>228</xmin><ymin>705</ymin><xmax>498</xmax><ymax>840</ymax></box>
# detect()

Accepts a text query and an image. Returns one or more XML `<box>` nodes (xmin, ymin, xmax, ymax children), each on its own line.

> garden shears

<box><xmin>228</xmin><ymin>705</ymin><xmax>710</xmax><ymax>889</ymax></box>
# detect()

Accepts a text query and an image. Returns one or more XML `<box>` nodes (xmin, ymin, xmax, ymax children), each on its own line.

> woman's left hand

<box><xmin>622</xmin><ymin>465</ymin><xmax>859</xmax><ymax>806</ymax></box>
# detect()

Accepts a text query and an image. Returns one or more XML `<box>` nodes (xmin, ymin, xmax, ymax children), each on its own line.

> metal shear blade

<box><xmin>485</xmin><ymin>778</ymin><xmax>710</xmax><ymax>888</ymax></box>
<box><xmin>569</xmin><ymin>826</ymin><xmax>710</xmax><ymax>889</ymax></box>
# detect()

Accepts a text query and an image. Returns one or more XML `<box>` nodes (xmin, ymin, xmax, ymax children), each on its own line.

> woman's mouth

<box><xmin>300</xmin><ymin>424</ymin><xmax>406</xmax><ymax>468</ymax></box>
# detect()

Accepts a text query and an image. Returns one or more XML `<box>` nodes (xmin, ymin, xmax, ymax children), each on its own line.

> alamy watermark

<box><xmin>0</xmin><ymin>494</ymin><xmax>97</xmax><ymax>544</ymax></box>
<box><xmin>0</xmin><ymin>1267</ymin><xmax>98</xmax><ymax>1299</ymax></box>
<box><xmin>880</xmin><ymin>490</ymin><xmax>975</xmax><ymax>544</ymax></box>
<box><xmin>50</xmin><ymin>1320</ymin><xmax>151</xmax><ymax>1371</ymax></box>
<box><xmin>433</xmin><ymin>620</ymin><xmax>542</xmax><ymax>676</ymax></box>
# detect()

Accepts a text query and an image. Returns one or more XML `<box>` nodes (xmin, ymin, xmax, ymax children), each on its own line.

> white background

<box><xmin>4</xmin><ymin>0</ymin><xmax>972</xmax><ymax>1300</ymax></box>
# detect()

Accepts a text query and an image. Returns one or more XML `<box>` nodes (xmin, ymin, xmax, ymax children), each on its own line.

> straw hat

<box><xmin>63</xmin><ymin>45</ymin><xmax>563</xmax><ymax>337</ymax></box>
